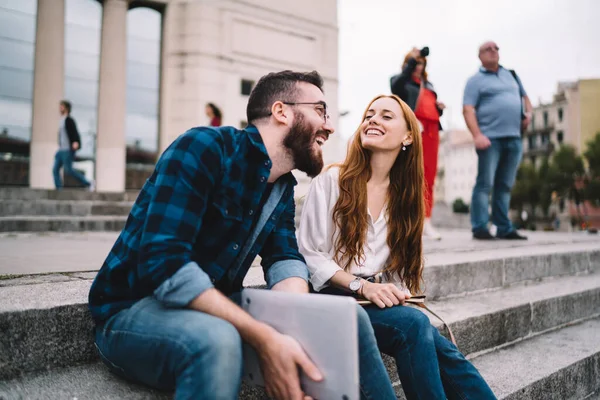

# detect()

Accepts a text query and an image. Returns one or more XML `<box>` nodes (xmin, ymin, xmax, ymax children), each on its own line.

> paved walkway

<box><xmin>1</xmin><ymin>229</ymin><xmax>598</xmax><ymax>278</ymax></box>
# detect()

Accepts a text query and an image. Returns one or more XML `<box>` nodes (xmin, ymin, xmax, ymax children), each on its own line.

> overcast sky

<box><xmin>337</xmin><ymin>0</ymin><xmax>600</xmax><ymax>139</ymax></box>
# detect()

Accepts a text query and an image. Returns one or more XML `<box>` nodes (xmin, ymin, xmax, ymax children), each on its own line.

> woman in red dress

<box><xmin>391</xmin><ymin>47</ymin><xmax>445</xmax><ymax>239</ymax></box>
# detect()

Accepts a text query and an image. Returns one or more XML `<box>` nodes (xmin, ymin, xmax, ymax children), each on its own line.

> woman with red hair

<box><xmin>299</xmin><ymin>95</ymin><xmax>495</xmax><ymax>399</ymax></box>
<box><xmin>391</xmin><ymin>47</ymin><xmax>445</xmax><ymax>240</ymax></box>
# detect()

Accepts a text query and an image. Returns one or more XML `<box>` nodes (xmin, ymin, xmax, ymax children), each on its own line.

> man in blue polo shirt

<box><xmin>463</xmin><ymin>41</ymin><xmax>532</xmax><ymax>240</ymax></box>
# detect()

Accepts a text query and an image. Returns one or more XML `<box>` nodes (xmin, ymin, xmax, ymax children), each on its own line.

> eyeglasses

<box><xmin>482</xmin><ymin>45</ymin><xmax>500</xmax><ymax>53</ymax></box>
<box><xmin>269</xmin><ymin>101</ymin><xmax>330</xmax><ymax>123</ymax></box>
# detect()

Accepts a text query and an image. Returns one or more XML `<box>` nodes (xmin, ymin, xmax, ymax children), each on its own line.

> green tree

<box><xmin>546</xmin><ymin>145</ymin><xmax>585</xmax><ymax>197</ymax></box>
<box><xmin>583</xmin><ymin>132</ymin><xmax>600</xmax><ymax>205</ymax></box>
<box><xmin>538</xmin><ymin>157</ymin><xmax>552</xmax><ymax>216</ymax></box>
<box><xmin>584</xmin><ymin>132</ymin><xmax>600</xmax><ymax>176</ymax></box>
<box><xmin>511</xmin><ymin>163</ymin><xmax>540</xmax><ymax>214</ymax></box>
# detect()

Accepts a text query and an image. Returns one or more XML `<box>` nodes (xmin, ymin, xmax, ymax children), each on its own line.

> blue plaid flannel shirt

<box><xmin>89</xmin><ymin>125</ymin><xmax>308</xmax><ymax>324</ymax></box>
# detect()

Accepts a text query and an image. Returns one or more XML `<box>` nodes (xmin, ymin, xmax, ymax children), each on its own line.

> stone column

<box><xmin>29</xmin><ymin>0</ymin><xmax>65</xmax><ymax>189</ymax></box>
<box><xmin>158</xmin><ymin>3</ymin><xmax>173</xmax><ymax>155</ymax></box>
<box><xmin>96</xmin><ymin>0</ymin><xmax>128</xmax><ymax>192</ymax></box>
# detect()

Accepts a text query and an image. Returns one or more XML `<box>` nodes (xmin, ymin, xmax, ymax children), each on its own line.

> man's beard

<box><xmin>283</xmin><ymin>112</ymin><xmax>324</xmax><ymax>178</ymax></box>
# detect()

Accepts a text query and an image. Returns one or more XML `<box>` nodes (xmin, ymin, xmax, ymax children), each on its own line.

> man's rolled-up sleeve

<box><xmin>154</xmin><ymin>261</ymin><xmax>214</xmax><ymax>307</ymax></box>
<box><xmin>265</xmin><ymin>259</ymin><xmax>309</xmax><ymax>289</ymax></box>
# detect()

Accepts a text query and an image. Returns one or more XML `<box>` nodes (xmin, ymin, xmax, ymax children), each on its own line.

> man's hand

<box><xmin>361</xmin><ymin>281</ymin><xmax>409</xmax><ymax>308</ymax></box>
<box><xmin>473</xmin><ymin>134</ymin><xmax>491</xmax><ymax>150</ymax></box>
<box><xmin>257</xmin><ymin>328</ymin><xmax>323</xmax><ymax>400</ymax></box>
<box><xmin>71</xmin><ymin>142</ymin><xmax>79</xmax><ymax>151</ymax></box>
<box><xmin>436</xmin><ymin>101</ymin><xmax>446</xmax><ymax>110</ymax></box>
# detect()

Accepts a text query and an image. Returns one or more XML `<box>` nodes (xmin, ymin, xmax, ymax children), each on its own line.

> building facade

<box><xmin>433</xmin><ymin>130</ymin><xmax>445</xmax><ymax>206</ymax></box>
<box><xmin>439</xmin><ymin>129</ymin><xmax>477</xmax><ymax>206</ymax></box>
<box><xmin>0</xmin><ymin>0</ymin><xmax>343</xmax><ymax>193</ymax></box>
<box><xmin>523</xmin><ymin>79</ymin><xmax>600</xmax><ymax>166</ymax></box>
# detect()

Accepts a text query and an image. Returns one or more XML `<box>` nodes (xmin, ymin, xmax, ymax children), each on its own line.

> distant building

<box><xmin>433</xmin><ymin>130</ymin><xmax>446</xmax><ymax>206</ymax></box>
<box><xmin>524</xmin><ymin>79</ymin><xmax>600</xmax><ymax>166</ymax></box>
<box><xmin>439</xmin><ymin>129</ymin><xmax>477</xmax><ymax>206</ymax></box>
<box><xmin>0</xmin><ymin>0</ymin><xmax>343</xmax><ymax>193</ymax></box>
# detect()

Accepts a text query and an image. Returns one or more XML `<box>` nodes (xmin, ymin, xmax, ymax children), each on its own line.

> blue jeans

<box><xmin>471</xmin><ymin>137</ymin><xmax>523</xmax><ymax>237</ymax></box>
<box><xmin>365</xmin><ymin>305</ymin><xmax>497</xmax><ymax>400</ymax></box>
<box><xmin>95</xmin><ymin>296</ymin><xmax>244</xmax><ymax>400</ymax></box>
<box><xmin>53</xmin><ymin>149</ymin><xmax>90</xmax><ymax>189</ymax></box>
<box><xmin>94</xmin><ymin>296</ymin><xmax>394</xmax><ymax>400</ymax></box>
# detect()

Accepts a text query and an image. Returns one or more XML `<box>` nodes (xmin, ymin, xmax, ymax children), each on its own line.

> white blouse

<box><xmin>298</xmin><ymin>166</ymin><xmax>410</xmax><ymax>293</ymax></box>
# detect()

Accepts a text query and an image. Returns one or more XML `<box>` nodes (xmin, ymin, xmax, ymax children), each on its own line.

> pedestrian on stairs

<box><xmin>52</xmin><ymin>100</ymin><xmax>94</xmax><ymax>191</ymax></box>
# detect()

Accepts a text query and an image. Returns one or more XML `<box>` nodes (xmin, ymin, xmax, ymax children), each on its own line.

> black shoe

<box><xmin>473</xmin><ymin>230</ymin><xmax>495</xmax><ymax>240</ymax></box>
<box><xmin>498</xmin><ymin>230</ymin><xmax>528</xmax><ymax>240</ymax></box>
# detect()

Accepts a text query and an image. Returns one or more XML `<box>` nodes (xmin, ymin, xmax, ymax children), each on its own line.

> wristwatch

<box><xmin>349</xmin><ymin>277</ymin><xmax>363</xmax><ymax>294</ymax></box>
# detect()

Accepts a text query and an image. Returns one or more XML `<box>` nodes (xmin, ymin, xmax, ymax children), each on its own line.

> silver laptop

<box><xmin>241</xmin><ymin>288</ymin><xmax>359</xmax><ymax>400</ymax></box>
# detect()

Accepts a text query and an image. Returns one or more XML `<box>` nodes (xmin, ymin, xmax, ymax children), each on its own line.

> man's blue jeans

<box><xmin>365</xmin><ymin>305</ymin><xmax>497</xmax><ymax>400</ymax></box>
<box><xmin>94</xmin><ymin>296</ymin><xmax>395</xmax><ymax>400</ymax></box>
<box><xmin>53</xmin><ymin>149</ymin><xmax>90</xmax><ymax>189</ymax></box>
<box><xmin>471</xmin><ymin>137</ymin><xmax>523</xmax><ymax>237</ymax></box>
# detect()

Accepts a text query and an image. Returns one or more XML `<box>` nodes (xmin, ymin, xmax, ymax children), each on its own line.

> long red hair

<box><xmin>331</xmin><ymin>95</ymin><xmax>425</xmax><ymax>294</ymax></box>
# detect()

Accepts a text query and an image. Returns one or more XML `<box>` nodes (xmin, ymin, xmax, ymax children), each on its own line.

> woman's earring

<box><xmin>402</xmin><ymin>145</ymin><xmax>407</xmax><ymax>151</ymax></box>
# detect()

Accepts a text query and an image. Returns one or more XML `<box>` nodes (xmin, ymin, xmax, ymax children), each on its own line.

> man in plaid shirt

<box><xmin>89</xmin><ymin>71</ymin><xmax>341</xmax><ymax>399</ymax></box>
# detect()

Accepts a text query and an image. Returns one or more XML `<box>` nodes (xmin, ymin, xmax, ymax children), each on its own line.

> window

<box><xmin>543</xmin><ymin>111</ymin><xmax>548</xmax><ymax>128</ymax></box>
<box><xmin>557</xmin><ymin>131</ymin><xmax>564</xmax><ymax>144</ymax></box>
<box><xmin>558</xmin><ymin>108</ymin><xmax>563</xmax><ymax>122</ymax></box>
<box><xmin>125</xmin><ymin>7</ymin><xmax>162</xmax><ymax>156</ymax></box>
<box><xmin>64</xmin><ymin>0</ymin><xmax>101</xmax><ymax>159</ymax></box>
<box><xmin>0</xmin><ymin>68</ymin><xmax>33</xmax><ymax>99</ymax></box>
<box><xmin>241</xmin><ymin>79</ymin><xmax>254</xmax><ymax>96</ymax></box>
<box><xmin>0</xmin><ymin>2</ymin><xmax>37</xmax><ymax>145</ymax></box>
<box><xmin>528</xmin><ymin>134</ymin><xmax>537</xmax><ymax>150</ymax></box>
<box><xmin>541</xmin><ymin>133</ymin><xmax>550</xmax><ymax>145</ymax></box>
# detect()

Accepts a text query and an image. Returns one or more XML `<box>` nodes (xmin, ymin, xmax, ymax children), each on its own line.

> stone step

<box><xmin>0</xmin><ymin>361</ymin><xmax>267</xmax><ymax>400</ymax></box>
<box><xmin>1</xmin><ymin>317</ymin><xmax>598</xmax><ymax>399</ymax></box>
<box><xmin>243</xmin><ymin>243</ymin><xmax>600</xmax><ymax>300</ymax></box>
<box><xmin>430</xmin><ymin>202</ymin><xmax>471</xmax><ymax>230</ymax></box>
<box><xmin>0</xmin><ymin>187</ymin><xmax>140</xmax><ymax>202</ymax></box>
<box><xmin>472</xmin><ymin>317</ymin><xmax>600</xmax><ymax>400</ymax></box>
<box><xmin>423</xmin><ymin>271</ymin><xmax>600</xmax><ymax>356</ymax></box>
<box><xmin>1</xmin><ymin>269</ymin><xmax>598</xmax><ymax>382</ymax></box>
<box><xmin>0</xmin><ymin>200</ymin><xmax>133</xmax><ymax>217</ymax></box>
<box><xmin>0</xmin><ymin>216</ymin><xmax>127</xmax><ymax>232</ymax></box>
<box><xmin>586</xmin><ymin>391</ymin><xmax>600</xmax><ymax>400</ymax></box>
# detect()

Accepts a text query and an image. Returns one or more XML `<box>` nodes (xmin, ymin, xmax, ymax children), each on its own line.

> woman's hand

<box><xmin>411</xmin><ymin>47</ymin><xmax>420</xmax><ymax>58</ymax></box>
<box><xmin>436</xmin><ymin>101</ymin><xmax>446</xmax><ymax>110</ymax></box>
<box><xmin>360</xmin><ymin>281</ymin><xmax>410</xmax><ymax>308</ymax></box>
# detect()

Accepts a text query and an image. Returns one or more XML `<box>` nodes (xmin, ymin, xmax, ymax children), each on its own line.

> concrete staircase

<box><xmin>0</xmin><ymin>187</ymin><xmax>302</xmax><ymax>233</ymax></box>
<box><xmin>0</xmin><ymin>235</ymin><xmax>599</xmax><ymax>399</ymax></box>
<box><xmin>0</xmin><ymin>188</ymin><xmax>136</xmax><ymax>233</ymax></box>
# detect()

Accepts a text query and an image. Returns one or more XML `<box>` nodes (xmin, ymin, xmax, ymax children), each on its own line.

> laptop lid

<box><xmin>241</xmin><ymin>288</ymin><xmax>359</xmax><ymax>400</ymax></box>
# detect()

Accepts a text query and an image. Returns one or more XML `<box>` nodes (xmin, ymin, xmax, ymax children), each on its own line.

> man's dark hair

<box><xmin>60</xmin><ymin>100</ymin><xmax>72</xmax><ymax>114</ymax></box>
<box><xmin>246</xmin><ymin>70</ymin><xmax>324</xmax><ymax>124</ymax></box>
